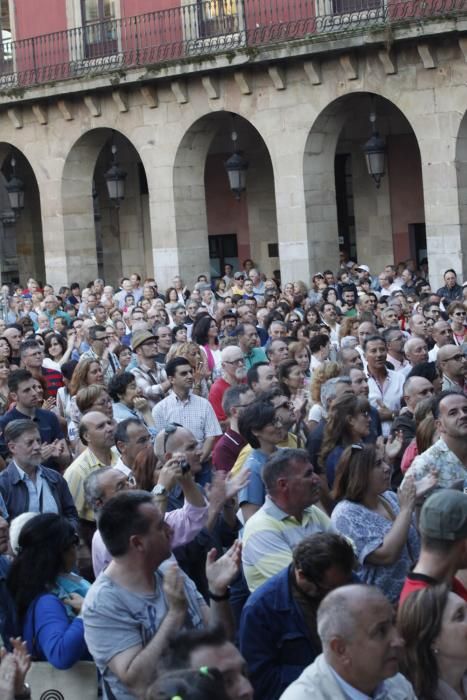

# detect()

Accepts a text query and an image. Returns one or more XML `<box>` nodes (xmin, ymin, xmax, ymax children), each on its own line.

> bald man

<box><xmin>64</xmin><ymin>411</ymin><xmax>119</xmax><ymax>524</ymax></box>
<box><xmin>279</xmin><ymin>585</ymin><xmax>416</xmax><ymax>699</ymax></box>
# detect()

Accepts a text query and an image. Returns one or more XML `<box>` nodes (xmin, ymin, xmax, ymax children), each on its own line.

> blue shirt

<box><xmin>12</xmin><ymin>462</ymin><xmax>58</xmax><ymax>515</ymax></box>
<box><xmin>238</xmin><ymin>449</ymin><xmax>270</xmax><ymax>507</ymax></box>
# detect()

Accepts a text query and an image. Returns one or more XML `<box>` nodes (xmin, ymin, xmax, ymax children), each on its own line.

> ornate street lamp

<box><xmin>104</xmin><ymin>144</ymin><xmax>127</xmax><ymax>206</ymax></box>
<box><xmin>5</xmin><ymin>157</ymin><xmax>24</xmax><ymax>215</ymax></box>
<box><xmin>362</xmin><ymin>111</ymin><xmax>386</xmax><ymax>189</ymax></box>
<box><xmin>224</xmin><ymin>125</ymin><xmax>248</xmax><ymax>200</ymax></box>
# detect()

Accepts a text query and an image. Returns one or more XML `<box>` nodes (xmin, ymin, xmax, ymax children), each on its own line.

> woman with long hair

<box><xmin>339</xmin><ymin>315</ymin><xmax>360</xmax><ymax>341</ymax></box>
<box><xmin>278</xmin><ymin>359</ymin><xmax>309</xmax><ymax>443</ymax></box>
<box><xmin>7</xmin><ymin>513</ymin><xmax>91</xmax><ymax>668</ymax></box>
<box><xmin>67</xmin><ymin>359</ymin><xmax>104</xmax><ymax>450</ymax></box>
<box><xmin>318</xmin><ymin>392</ymin><xmax>371</xmax><ymax>488</ymax></box>
<box><xmin>0</xmin><ymin>357</ymin><xmax>10</xmax><ymax>415</ymax></box>
<box><xmin>398</xmin><ymin>584</ymin><xmax>467</xmax><ymax>699</ymax></box>
<box><xmin>192</xmin><ymin>315</ymin><xmax>221</xmax><ymax>380</ymax></box>
<box><xmin>43</xmin><ymin>333</ymin><xmax>74</xmax><ymax>371</ymax></box>
<box><xmin>331</xmin><ymin>444</ymin><xmax>419</xmax><ymax>603</ymax></box>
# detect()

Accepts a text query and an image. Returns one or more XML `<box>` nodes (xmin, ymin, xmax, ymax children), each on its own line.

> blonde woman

<box><xmin>165</xmin><ymin>341</ymin><xmax>210</xmax><ymax>397</ymax></box>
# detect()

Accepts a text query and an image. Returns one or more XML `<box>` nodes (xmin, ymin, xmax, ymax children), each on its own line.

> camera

<box><xmin>179</xmin><ymin>459</ymin><xmax>190</xmax><ymax>474</ymax></box>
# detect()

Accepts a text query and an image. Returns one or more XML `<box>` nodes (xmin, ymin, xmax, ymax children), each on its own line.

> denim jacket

<box><xmin>239</xmin><ymin>565</ymin><xmax>320</xmax><ymax>700</ymax></box>
<box><xmin>0</xmin><ymin>462</ymin><xmax>78</xmax><ymax>530</ymax></box>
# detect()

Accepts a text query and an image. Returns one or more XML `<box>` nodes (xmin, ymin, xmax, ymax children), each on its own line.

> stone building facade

<box><xmin>0</xmin><ymin>1</ymin><xmax>466</xmax><ymax>289</ymax></box>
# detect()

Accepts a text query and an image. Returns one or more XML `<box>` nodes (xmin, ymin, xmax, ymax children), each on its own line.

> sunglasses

<box><xmin>163</xmin><ymin>422</ymin><xmax>183</xmax><ymax>451</ymax></box>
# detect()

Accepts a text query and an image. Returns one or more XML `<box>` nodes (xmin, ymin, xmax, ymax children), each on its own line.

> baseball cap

<box><xmin>420</xmin><ymin>490</ymin><xmax>467</xmax><ymax>541</ymax></box>
<box><xmin>234</xmin><ymin>272</ymin><xmax>245</xmax><ymax>280</ymax></box>
<box><xmin>132</xmin><ymin>330</ymin><xmax>156</xmax><ymax>351</ymax></box>
<box><xmin>356</xmin><ymin>264</ymin><xmax>370</xmax><ymax>273</ymax></box>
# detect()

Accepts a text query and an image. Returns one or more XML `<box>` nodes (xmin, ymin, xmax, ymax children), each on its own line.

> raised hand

<box><xmin>157</xmin><ymin>457</ymin><xmax>183</xmax><ymax>492</ymax></box>
<box><xmin>385</xmin><ymin>430</ymin><xmax>404</xmax><ymax>461</ymax></box>
<box><xmin>163</xmin><ymin>564</ymin><xmax>187</xmax><ymax>615</ymax></box>
<box><xmin>398</xmin><ymin>475</ymin><xmax>417</xmax><ymax>512</ymax></box>
<box><xmin>206</xmin><ymin>541</ymin><xmax>242</xmax><ymax>596</ymax></box>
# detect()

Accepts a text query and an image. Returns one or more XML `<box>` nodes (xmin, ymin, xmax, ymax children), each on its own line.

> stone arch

<box><xmin>303</xmin><ymin>91</ymin><xmax>425</xmax><ymax>274</ymax></box>
<box><xmin>61</xmin><ymin>127</ymin><xmax>152</xmax><ymax>286</ymax></box>
<box><xmin>0</xmin><ymin>143</ymin><xmax>45</xmax><ymax>284</ymax></box>
<box><xmin>168</xmin><ymin>110</ymin><xmax>278</xmax><ymax>287</ymax></box>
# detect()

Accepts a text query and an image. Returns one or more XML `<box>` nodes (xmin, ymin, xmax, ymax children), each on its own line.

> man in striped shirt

<box><xmin>242</xmin><ymin>448</ymin><xmax>334</xmax><ymax>592</ymax></box>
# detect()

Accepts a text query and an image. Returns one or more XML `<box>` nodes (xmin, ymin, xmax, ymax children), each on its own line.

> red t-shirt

<box><xmin>399</xmin><ymin>572</ymin><xmax>467</xmax><ymax>605</ymax></box>
<box><xmin>208</xmin><ymin>378</ymin><xmax>232</xmax><ymax>422</ymax></box>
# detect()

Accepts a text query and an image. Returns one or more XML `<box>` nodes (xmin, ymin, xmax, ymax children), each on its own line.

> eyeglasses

<box><xmin>163</xmin><ymin>422</ymin><xmax>183</xmax><ymax>451</ymax></box>
<box><xmin>224</xmin><ymin>358</ymin><xmax>245</xmax><ymax>365</ymax></box>
<box><xmin>454</xmin><ymin>311</ymin><xmax>466</xmax><ymax>316</ymax></box>
<box><xmin>447</xmin><ymin>354</ymin><xmax>465</xmax><ymax>361</ymax></box>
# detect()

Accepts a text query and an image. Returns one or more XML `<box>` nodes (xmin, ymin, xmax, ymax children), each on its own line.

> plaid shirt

<box><xmin>151</xmin><ymin>391</ymin><xmax>221</xmax><ymax>445</ymax></box>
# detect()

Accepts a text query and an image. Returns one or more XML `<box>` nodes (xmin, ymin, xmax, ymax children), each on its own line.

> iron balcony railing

<box><xmin>0</xmin><ymin>0</ymin><xmax>465</xmax><ymax>89</ymax></box>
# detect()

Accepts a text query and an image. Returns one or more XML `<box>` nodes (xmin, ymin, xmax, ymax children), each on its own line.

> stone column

<box><xmin>417</xmin><ymin>122</ymin><xmax>466</xmax><ymax>287</ymax></box>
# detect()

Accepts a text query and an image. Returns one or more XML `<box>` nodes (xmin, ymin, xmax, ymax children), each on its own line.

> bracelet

<box><xmin>15</xmin><ymin>684</ymin><xmax>31</xmax><ymax>700</ymax></box>
<box><xmin>208</xmin><ymin>588</ymin><xmax>230</xmax><ymax>602</ymax></box>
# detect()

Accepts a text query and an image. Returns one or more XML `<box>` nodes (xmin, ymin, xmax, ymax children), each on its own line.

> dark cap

<box><xmin>131</xmin><ymin>330</ymin><xmax>156</xmax><ymax>351</ymax></box>
<box><xmin>420</xmin><ymin>490</ymin><xmax>467</xmax><ymax>541</ymax></box>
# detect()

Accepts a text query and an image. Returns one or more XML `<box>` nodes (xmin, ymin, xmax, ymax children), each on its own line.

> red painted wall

<box><xmin>205</xmin><ymin>153</ymin><xmax>251</xmax><ymax>263</ymax></box>
<box><xmin>14</xmin><ymin>0</ymin><xmax>67</xmax><ymax>38</ymax></box>
<box><xmin>387</xmin><ymin>134</ymin><xmax>425</xmax><ymax>264</ymax></box>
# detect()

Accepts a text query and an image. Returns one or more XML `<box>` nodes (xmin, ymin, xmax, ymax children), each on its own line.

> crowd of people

<box><xmin>0</xmin><ymin>254</ymin><xmax>465</xmax><ymax>700</ymax></box>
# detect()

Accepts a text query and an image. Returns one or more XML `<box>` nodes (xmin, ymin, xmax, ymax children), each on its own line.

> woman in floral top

<box><xmin>331</xmin><ymin>443</ymin><xmax>420</xmax><ymax>603</ymax></box>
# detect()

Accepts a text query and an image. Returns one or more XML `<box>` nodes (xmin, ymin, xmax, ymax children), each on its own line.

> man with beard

<box><xmin>208</xmin><ymin>346</ymin><xmax>247</xmax><ymax>423</ymax></box>
<box><xmin>239</xmin><ymin>533</ymin><xmax>355</xmax><ymax>700</ymax></box>
<box><xmin>402</xmin><ymin>392</ymin><xmax>467</xmax><ymax>488</ymax></box>
<box><xmin>152</xmin><ymin>358</ymin><xmax>222</xmax><ymax>466</ymax></box>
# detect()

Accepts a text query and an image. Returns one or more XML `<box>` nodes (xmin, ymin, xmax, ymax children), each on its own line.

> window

<box><xmin>81</xmin><ymin>0</ymin><xmax>117</xmax><ymax>59</ymax></box>
<box><xmin>209</xmin><ymin>234</ymin><xmax>238</xmax><ymax>278</ymax></box>
<box><xmin>197</xmin><ymin>0</ymin><xmax>239</xmax><ymax>38</ymax></box>
<box><xmin>0</xmin><ymin>0</ymin><xmax>12</xmax><ymax>70</ymax></box>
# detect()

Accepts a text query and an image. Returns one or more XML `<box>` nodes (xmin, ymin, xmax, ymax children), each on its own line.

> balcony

<box><xmin>0</xmin><ymin>0</ymin><xmax>465</xmax><ymax>90</ymax></box>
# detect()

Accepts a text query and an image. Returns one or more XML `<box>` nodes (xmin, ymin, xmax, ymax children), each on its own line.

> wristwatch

<box><xmin>153</xmin><ymin>484</ymin><xmax>167</xmax><ymax>497</ymax></box>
